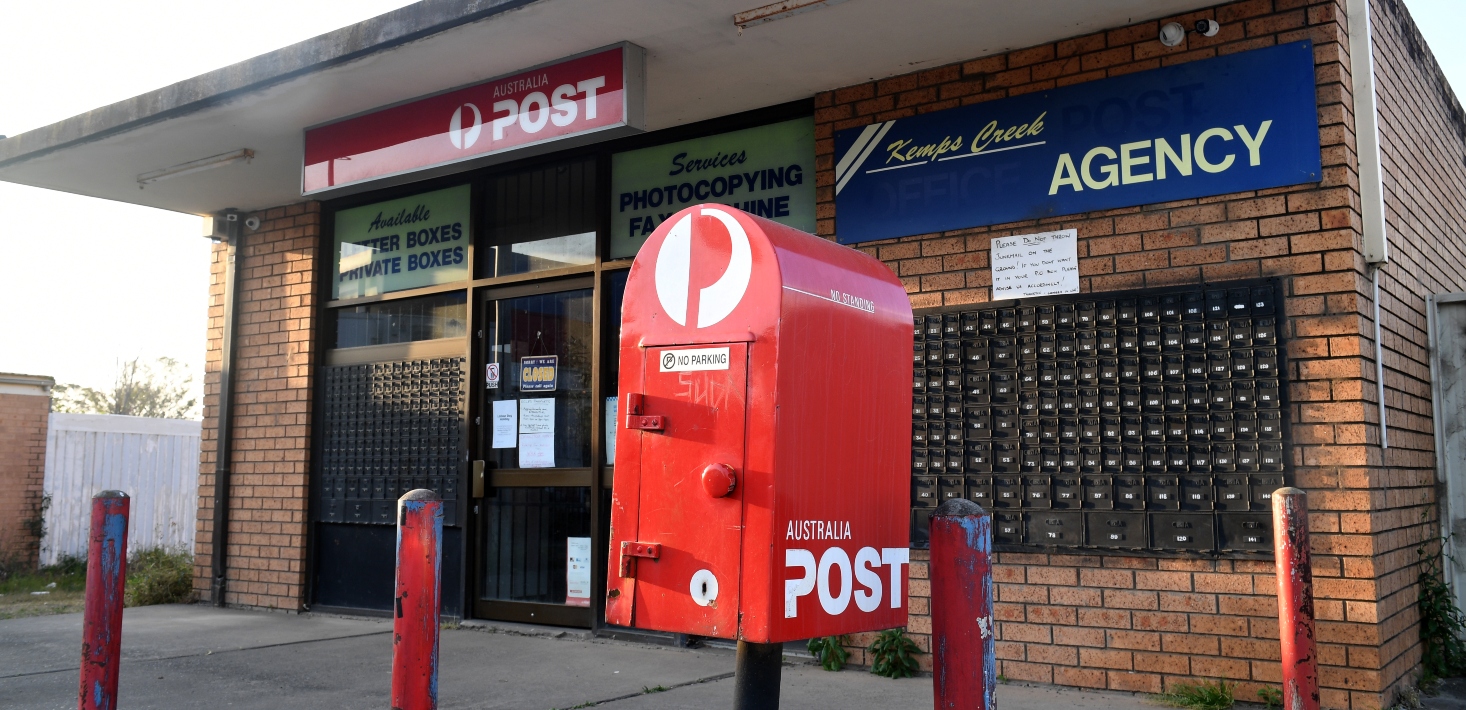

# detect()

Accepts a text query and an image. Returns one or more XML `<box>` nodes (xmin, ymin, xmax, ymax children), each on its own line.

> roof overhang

<box><xmin>0</xmin><ymin>0</ymin><xmax>1216</xmax><ymax>215</ymax></box>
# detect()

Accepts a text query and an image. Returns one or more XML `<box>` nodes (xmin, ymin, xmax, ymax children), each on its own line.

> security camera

<box><xmin>1159</xmin><ymin>22</ymin><xmax>1186</xmax><ymax>47</ymax></box>
<box><xmin>244</xmin><ymin>216</ymin><xmax>261</xmax><ymax>231</ymax></box>
<box><xmin>1196</xmin><ymin>19</ymin><xmax>1220</xmax><ymax>37</ymax></box>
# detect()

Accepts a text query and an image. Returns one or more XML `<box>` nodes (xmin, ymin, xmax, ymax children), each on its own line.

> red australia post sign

<box><xmin>303</xmin><ymin>44</ymin><xmax>643</xmax><ymax>194</ymax></box>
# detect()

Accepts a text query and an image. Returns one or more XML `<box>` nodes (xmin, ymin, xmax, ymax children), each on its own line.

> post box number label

<box><xmin>658</xmin><ymin>347</ymin><xmax>731</xmax><ymax>373</ymax></box>
<box><xmin>784</xmin><ymin>545</ymin><xmax>909</xmax><ymax>618</ymax></box>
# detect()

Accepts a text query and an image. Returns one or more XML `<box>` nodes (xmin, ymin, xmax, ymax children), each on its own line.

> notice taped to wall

<box><xmin>491</xmin><ymin>400</ymin><xmax>517</xmax><ymax>449</ymax></box>
<box><xmin>991</xmin><ymin>229</ymin><xmax>1080</xmax><ymax>298</ymax></box>
<box><xmin>566</xmin><ymin>537</ymin><xmax>592</xmax><ymax>607</ymax></box>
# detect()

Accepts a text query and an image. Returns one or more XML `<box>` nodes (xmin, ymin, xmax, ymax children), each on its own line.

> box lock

<box><xmin>702</xmin><ymin>463</ymin><xmax>737</xmax><ymax>498</ymax></box>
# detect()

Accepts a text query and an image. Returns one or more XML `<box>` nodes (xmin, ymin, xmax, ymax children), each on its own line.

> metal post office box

<box><xmin>991</xmin><ymin>372</ymin><xmax>1017</xmax><ymax>402</ymax></box>
<box><xmin>1018</xmin><ymin>391</ymin><xmax>1038</xmax><ymax>416</ymax></box>
<box><xmin>1087</xmin><ymin>512</ymin><xmax>1145</xmax><ymax>547</ymax></box>
<box><xmin>1183</xmin><ymin>323</ymin><xmax>1207</xmax><ymax>350</ymax></box>
<box><xmin>1018</xmin><ymin>416</ymin><xmax>1040</xmax><ymax>444</ymax></box>
<box><xmin>992</xmin><ymin>337</ymin><xmax>1016</xmax><ymax>365</ymax></box>
<box><xmin>1139</xmin><ymin>297</ymin><xmax>1161</xmax><ymax>323</ymax></box>
<box><xmin>1211</xmin><ymin>412</ymin><xmax>1235</xmax><ymax>440</ymax></box>
<box><xmin>1165</xmin><ymin>414</ymin><xmax>1188</xmax><ymax>441</ymax></box>
<box><xmin>961</xmin><ymin>311</ymin><xmax>980</xmax><ymax>336</ymax></box>
<box><xmin>912</xmin><ymin>449</ymin><xmax>930</xmax><ymax>475</ymax></box>
<box><xmin>1017</xmin><ymin>307</ymin><xmax>1037</xmax><ymax>332</ymax></box>
<box><xmin>1189</xmin><ymin>445</ymin><xmax>1213</xmax><ymax>472</ymax></box>
<box><xmin>1253</xmin><ymin>348</ymin><xmax>1279</xmax><ymax>377</ymax></box>
<box><xmin>1060</xmin><ymin>446</ymin><xmax>1081</xmax><ymax>473</ymax></box>
<box><xmin>1251</xmin><ymin>474</ymin><xmax>1285</xmax><ymax>509</ymax></box>
<box><xmin>1144</xmin><ymin>444</ymin><xmax>1168</xmax><ymax>473</ymax></box>
<box><xmin>1059</xmin><ymin>417</ymin><xmax>1080</xmax><ymax>443</ymax></box>
<box><xmin>913</xmin><ymin>374</ymin><xmax>926</xmax><ymax>394</ymax></box>
<box><xmin>1121</xmin><ymin>356</ymin><xmax>1143</xmax><ymax>383</ymax></box>
<box><xmin>1250</xmin><ymin>285</ymin><xmax>1276</xmax><ymax>314</ymax></box>
<box><xmin>1160</xmin><ymin>295</ymin><xmax>1183</xmax><ymax>322</ymax></box>
<box><xmin>1180</xmin><ymin>475</ymin><xmax>1214</xmax><ymax>510</ymax></box>
<box><xmin>374</xmin><ymin>500</ymin><xmax>396</xmax><ymax>524</ymax></box>
<box><xmin>1058</xmin><ymin>361</ymin><xmax>1078</xmax><ymax>387</ymax></box>
<box><xmin>1081</xmin><ymin>476</ymin><xmax>1113</xmax><ymax>508</ymax></box>
<box><xmin>1231</xmin><ymin>349</ymin><xmax>1255</xmax><ymax>378</ymax></box>
<box><xmin>1142</xmin><ymin>385</ymin><xmax>1165</xmax><ymax>411</ymax></box>
<box><xmin>926</xmin><ymin>342</ymin><xmax>944</xmax><ymax>365</ymax></box>
<box><xmin>943</xmin><ymin>341</ymin><xmax>962</xmax><ymax>364</ymax></box>
<box><xmin>912</xmin><ymin>426</ymin><xmax>930</xmax><ymax>446</ymax></box>
<box><xmin>1077</xmin><ymin>331</ymin><xmax>1098</xmax><ymax>356</ymax></box>
<box><xmin>993</xmin><ymin>512</ymin><xmax>1023</xmax><ymax>544</ymax></box>
<box><xmin>992</xmin><ymin>443</ymin><xmax>1019</xmax><ymax>473</ymax></box>
<box><xmin>1140</xmin><ymin>325</ymin><xmax>1163</xmax><ymax>352</ymax></box>
<box><xmin>996</xmin><ymin>308</ymin><xmax>1017</xmax><ymax>333</ymax></box>
<box><xmin>1035</xmin><ymin>334</ymin><xmax>1056</xmax><ymax>360</ymax></box>
<box><xmin>964</xmin><ymin>340</ymin><xmax>990</xmax><ymax>370</ymax></box>
<box><xmin>1102</xmin><ymin>446</ymin><xmax>1124</xmax><ymax>473</ymax></box>
<box><xmin>1117</xmin><ymin>299</ymin><xmax>1138</xmax><ymax>324</ymax></box>
<box><xmin>964</xmin><ymin>371</ymin><xmax>990</xmax><ymax>399</ymax></box>
<box><xmin>1040</xmin><ymin>417</ymin><xmax>1060</xmax><ymax>444</ymax></box>
<box><xmin>1098</xmin><ymin>358</ymin><xmax>1119</xmax><ymax>385</ymax></box>
<box><xmin>944</xmin><ymin>367</ymin><xmax>963</xmax><ymax>390</ymax></box>
<box><xmin>1039</xmin><ymin>447</ymin><xmax>1061</xmax><ymax>474</ymax></box>
<box><xmin>1146</xmin><ymin>475</ymin><xmax>1179</xmax><ymax>509</ymax></box>
<box><xmin>1227</xmin><ymin>287</ymin><xmax>1251</xmax><ymax>315</ymax></box>
<box><xmin>1212</xmin><ymin>443</ymin><xmax>1237</xmax><ymax>472</ymax></box>
<box><xmin>1256</xmin><ymin>379</ymin><xmax>1281</xmax><ymax>409</ymax></box>
<box><xmin>1100</xmin><ymin>415</ymin><xmax>1122</xmax><ymax>442</ymax></box>
<box><xmin>1163</xmin><ymin>384</ymin><xmax>1187</xmax><ymax>412</ymax></box>
<box><xmin>1076</xmin><ymin>301</ymin><xmax>1097</xmax><ymax>327</ymax></box>
<box><xmin>1181</xmin><ymin>352</ymin><xmax>1207</xmax><ymax>382</ymax></box>
<box><xmin>1056</xmin><ymin>332</ymin><xmax>1077</xmax><ymax>358</ymax></box>
<box><xmin>965</xmin><ymin>410</ymin><xmax>992</xmax><ymax>440</ymax></box>
<box><xmin>1020</xmin><ymin>447</ymin><xmax>1042</xmax><ymax>474</ymax></box>
<box><xmin>945</xmin><ymin>395</ymin><xmax>964</xmax><ymax>418</ymax></box>
<box><xmin>1055</xmin><ymin>303</ymin><xmax>1077</xmax><ymax>329</ymax></box>
<box><xmin>1163</xmin><ymin>354</ymin><xmax>1186</xmax><ymax>382</ymax></box>
<box><xmin>943</xmin><ymin>313</ymin><xmax>961</xmax><ymax>339</ymax></box>
<box><xmin>1205</xmin><ymin>321</ymin><xmax>1229</xmax><ymax>349</ymax></box>
<box><xmin>1229</xmin><ymin>319</ymin><xmax>1253</xmax><ymax>347</ymax></box>
<box><xmin>1053</xmin><ymin>475</ymin><xmax>1083</xmax><ymax>509</ymax></box>
<box><xmin>1231</xmin><ymin>380</ymin><xmax>1256</xmax><ymax>409</ymax></box>
<box><xmin>946</xmin><ymin>448</ymin><xmax>966</xmax><ymax>473</ymax></box>
<box><xmin>929</xmin><ymin>397</ymin><xmax>947</xmax><ymax>419</ymax></box>
<box><xmin>1098</xmin><ymin>329</ymin><xmax>1118</xmax><ymax>355</ymax></box>
<box><xmin>1099</xmin><ymin>387</ymin><xmax>1120</xmax><ymax>414</ymax></box>
<box><xmin>938</xmin><ymin>476</ymin><xmax>965</xmax><ymax>503</ymax></box>
<box><xmin>1185</xmin><ymin>413</ymin><xmax>1210</xmax><ymax>442</ymax></box>
<box><xmin>1078</xmin><ymin>388</ymin><xmax>1101</xmax><ymax>414</ymax></box>
<box><xmin>991</xmin><ymin>408</ymin><xmax>1019</xmax><ymax>439</ymax></box>
<box><xmin>924</xmin><ymin>315</ymin><xmax>944</xmax><ymax>339</ymax></box>
<box><xmin>1035</xmin><ymin>305</ymin><xmax>1056</xmax><ymax>330</ymax></box>
<box><xmin>346</xmin><ymin>477</ymin><xmax>361</xmax><ymax>499</ymax></box>
<box><xmin>1114</xmin><ymin>475</ymin><xmax>1145</xmax><ymax>509</ymax></box>
<box><xmin>1077</xmin><ymin>359</ymin><xmax>1099</xmax><ymax>386</ymax></box>
<box><xmin>1038</xmin><ymin>362</ymin><xmax>1059</xmax><ymax>387</ymax></box>
<box><xmin>1151</xmin><ymin>513</ymin><xmax>1215</xmax><ymax>551</ymax></box>
<box><xmin>1118</xmin><ymin>327</ymin><xmax>1140</xmax><ymax>354</ymax></box>
<box><xmin>945</xmin><ymin>421</ymin><xmax>965</xmax><ymax>445</ymax></box>
<box><xmin>912</xmin><ymin>476</ymin><xmax>939</xmax><ymax>507</ymax></box>
<box><xmin>929</xmin><ymin>453</ymin><xmax>945</xmax><ymax>474</ymax></box>
<box><xmin>926</xmin><ymin>371</ymin><xmax>945</xmax><ymax>392</ymax></box>
<box><xmin>1144</xmin><ymin>415</ymin><xmax>1167</xmax><ymax>441</ymax></box>
<box><xmin>346</xmin><ymin>500</ymin><xmax>371</xmax><ymax>523</ymax></box>
<box><xmin>1185</xmin><ymin>383</ymin><xmax>1209</xmax><ymax>411</ymax></box>
<box><xmin>1119</xmin><ymin>386</ymin><xmax>1141</xmax><ymax>413</ymax></box>
<box><xmin>993</xmin><ymin>475</ymin><xmax>1023</xmax><ymax>507</ymax></box>
<box><xmin>1122</xmin><ymin>444</ymin><xmax>1143</xmax><ymax>472</ymax></box>
<box><xmin>1215</xmin><ymin>474</ymin><xmax>1249</xmax><ymax>511</ymax></box>
<box><xmin>1259</xmin><ymin>443</ymin><xmax>1285</xmax><ymax>471</ymax></box>
<box><xmin>914</xmin><ymin>316</ymin><xmax>925</xmax><ymax>340</ymax></box>
<box><xmin>1232</xmin><ymin>412</ymin><xmax>1258</xmax><ymax>440</ymax></box>
<box><xmin>1167</xmin><ymin>444</ymin><xmax>1190</xmax><ymax>472</ymax></box>
<box><xmin>1081</xmin><ymin>446</ymin><xmax>1104</xmax><ymax>473</ymax></box>
<box><xmin>911</xmin><ymin>509</ymin><xmax>931</xmax><ymax>548</ymax></box>
<box><xmin>1208</xmin><ymin>381</ymin><xmax>1233</xmax><ymax>410</ymax></box>
<box><xmin>1080</xmin><ymin>416</ymin><xmax>1102</xmax><ymax>443</ymax></box>
<box><xmin>967</xmin><ymin>443</ymin><xmax>992</xmax><ymax>472</ymax></box>
<box><xmin>1097</xmin><ymin>300</ymin><xmax>1118</xmax><ymax>325</ymax></box>
<box><xmin>1207</xmin><ymin>351</ymin><xmax>1231</xmax><ymax>379</ymax></box>
<box><xmin>1218</xmin><ymin>513</ymin><xmax>1272</xmax><ymax>551</ymax></box>
<box><xmin>965</xmin><ymin>475</ymin><xmax>994</xmax><ymax>505</ymax></box>
<box><xmin>1121</xmin><ymin>415</ymin><xmax>1143</xmax><ymax>441</ymax></box>
<box><xmin>1257</xmin><ymin>410</ymin><xmax>1282</xmax><ymax>439</ymax></box>
<box><xmin>1253</xmin><ymin>317</ymin><xmax>1277</xmax><ymax>345</ymax></box>
<box><xmin>1026</xmin><ymin>511</ymin><xmax>1083</xmax><ymax>544</ymax></box>
<box><xmin>1019</xmin><ymin>364</ymin><xmax>1039</xmax><ymax>391</ymax></box>
<box><xmin>1182</xmin><ymin>291</ymin><xmax>1205</xmax><ymax>321</ymax></box>
<box><xmin>1234</xmin><ymin>443</ymin><xmax>1259</xmax><ymax>472</ymax></box>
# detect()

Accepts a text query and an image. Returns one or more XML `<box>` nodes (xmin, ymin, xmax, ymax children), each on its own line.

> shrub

<box><xmin>125</xmin><ymin>548</ymin><xmax>193</xmax><ymax>607</ymax></box>
<box><xmin>868</xmin><ymin>628</ymin><xmax>921</xmax><ymax>678</ymax></box>
<box><xmin>807</xmin><ymin>635</ymin><xmax>850</xmax><ymax>671</ymax></box>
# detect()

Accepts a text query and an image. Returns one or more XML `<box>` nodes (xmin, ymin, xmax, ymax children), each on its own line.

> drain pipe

<box><xmin>209</xmin><ymin>211</ymin><xmax>242</xmax><ymax>606</ymax></box>
<box><xmin>1347</xmin><ymin>0</ymin><xmax>1389</xmax><ymax>447</ymax></box>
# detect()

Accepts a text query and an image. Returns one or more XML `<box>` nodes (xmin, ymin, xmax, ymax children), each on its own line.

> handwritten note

<box><xmin>991</xmin><ymin>229</ymin><xmax>1080</xmax><ymax>298</ymax></box>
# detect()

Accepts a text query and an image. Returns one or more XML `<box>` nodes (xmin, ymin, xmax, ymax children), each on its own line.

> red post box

<box><xmin>606</xmin><ymin>204</ymin><xmax>913</xmax><ymax>643</ymax></box>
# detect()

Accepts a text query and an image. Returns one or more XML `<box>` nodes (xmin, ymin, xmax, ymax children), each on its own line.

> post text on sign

<box><xmin>990</xmin><ymin>228</ymin><xmax>1080</xmax><ymax>298</ymax></box>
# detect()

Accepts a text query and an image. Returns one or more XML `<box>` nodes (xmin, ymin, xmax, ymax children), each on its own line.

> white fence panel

<box><xmin>41</xmin><ymin>413</ymin><xmax>201</xmax><ymax>566</ymax></box>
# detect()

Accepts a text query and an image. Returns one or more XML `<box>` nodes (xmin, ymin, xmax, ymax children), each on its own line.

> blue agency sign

<box><xmin>833</xmin><ymin>42</ymin><xmax>1322</xmax><ymax>244</ymax></box>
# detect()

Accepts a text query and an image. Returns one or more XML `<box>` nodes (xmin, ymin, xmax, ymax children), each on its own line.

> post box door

<box><xmin>626</xmin><ymin>343</ymin><xmax>748</xmax><ymax>637</ymax></box>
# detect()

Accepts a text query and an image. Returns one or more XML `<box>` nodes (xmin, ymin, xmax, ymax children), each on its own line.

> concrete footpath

<box><xmin>0</xmin><ymin>604</ymin><xmax>1157</xmax><ymax>709</ymax></box>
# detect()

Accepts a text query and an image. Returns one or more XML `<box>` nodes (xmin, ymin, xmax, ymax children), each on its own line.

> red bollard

<box><xmin>1272</xmin><ymin>487</ymin><xmax>1320</xmax><ymax>710</ymax></box>
<box><xmin>79</xmin><ymin>490</ymin><xmax>130</xmax><ymax>710</ymax></box>
<box><xmin>392</xmin><ymin>489</ymin><xmax>443</xmax><ymax>710</ymax></box>
<box><xmin>929</xmin><ymin>498</ymin><xmax>995</xmax><ymax>710</ymax></box>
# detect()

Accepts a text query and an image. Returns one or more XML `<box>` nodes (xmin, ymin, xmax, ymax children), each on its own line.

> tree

<box><xmin>53</xmin><ymin>357</ymin><xmax>199</xmax><ymax>420</ymax></box>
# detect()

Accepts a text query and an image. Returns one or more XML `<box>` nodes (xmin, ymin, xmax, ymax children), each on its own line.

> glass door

<box><xmin>473</xmin><ymin>280</ymin><xmax>598</xmax><ymax>625</ymax></box>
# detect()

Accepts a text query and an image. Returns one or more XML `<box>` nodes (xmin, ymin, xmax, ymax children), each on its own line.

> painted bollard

<box><xmin>929</xmin><ymin>498</ymin><xmax>995</xmax><ymax>710</ymax></box>
<box><xmin>392</xmin><ymin>489</ymin><xmax>444</xmax><ymax>710</ymax></box>
<box><xmin>1272</xmin><ymin>487</ymin><xmax>1319</xmax><ymax>710</ymax></box>
<box><xmin>79</xmin><ymin>490</ymin><xmax>130</xmax><ymax>710</ymax></box>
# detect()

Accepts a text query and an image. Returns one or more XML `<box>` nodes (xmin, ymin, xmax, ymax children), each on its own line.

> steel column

<box><xmin>392</xmin><ymin>489</ymin><xmax>444</xmax><ymax>710</ymax></box>
<box><xmin>1272</xmin><ymin>487</ymin><xmax>1320</xmax><ymax>710</ymax></box>
<box><xmin>733</xmin><ymin>640</ymin><xmax>783</xmax><ymax>709</ymax></box>
<box><xmin>78</xmin><ymin>491</ymin><xmax>130</xmax><ymax>710</ymax></box>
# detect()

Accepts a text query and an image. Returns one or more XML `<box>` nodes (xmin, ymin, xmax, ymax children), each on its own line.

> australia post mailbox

<box><xmin>606</xmin><ymin>203</ymin><xmax>913</xmax><ymax>643</ymax></box>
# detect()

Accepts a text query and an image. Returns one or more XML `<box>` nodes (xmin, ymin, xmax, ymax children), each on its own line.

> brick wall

<box><xmin>811</xmin><ymin>1</ymin><xmax>1426</xmax><ymax>707</ymax></box>
<box><xmin>193</xmin><ymin>203</ymin><xmax>321</xmax><ymax>609</ymax></box>
<box><xmin>0</xmin><ymin>387</ymin><xmax>51</xmax><ymax>568</ymax></box>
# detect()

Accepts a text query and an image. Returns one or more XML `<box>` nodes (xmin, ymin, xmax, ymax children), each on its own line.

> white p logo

<box><xmin>653</xmin><ymin>207</ymin><xmax>752</xmax><ymax>328</ymax></box>
<box><xmin>449</xmin><ymin>103</ymin><xmax>482</xmax><ymax>149</ymax></box>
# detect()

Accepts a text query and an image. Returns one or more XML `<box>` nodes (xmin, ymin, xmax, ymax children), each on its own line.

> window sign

<box><xmin>332</xmin><ymin>185</ymin><xmax>470</xmax><ymax>299</ymax></box>
<box><xmin>610</xmin><ymin>117</ymin><xmax>816</xmax><ymax>258</ymax></box>
<box><xmin>834</xmin><ymin>42</ymin><xmax>1322</xmax><ymax>244</ymax></box>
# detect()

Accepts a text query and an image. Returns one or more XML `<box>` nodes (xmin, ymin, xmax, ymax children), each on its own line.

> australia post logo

<box><xmin>447</xmin><ymin>75</ymin><xmax>607</xmax><ymax>151</ymax></box>
<box><xmin>653</xmin><ymin>207</ymin><xmax>752</xmax><ymax>329</ymax></box>
<box><xmin>783</xmin><ymin>520</ymin><xmax>909</xmax><ymax>618</ymax></box>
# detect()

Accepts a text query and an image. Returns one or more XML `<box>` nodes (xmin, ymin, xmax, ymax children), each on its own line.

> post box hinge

<box><xmin>623</xmin><ymin>392</ymin><xmax>664</xmax><ymax>431</ymax></box>
<box><xmin>620</xmin><ymin>541</ymin><xmax>661</xmax><ymax>578</ymax></box>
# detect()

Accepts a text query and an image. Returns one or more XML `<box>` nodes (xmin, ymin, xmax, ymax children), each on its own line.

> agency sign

<box><xmin>833</xmin><ymin>42</ymin><xmax>1322</xmax><ymax>244</ymax></box>
<box><xmin>304</xmin><ymin>44</ymin><xmax>646</xmax><ymax>194</ymax></box>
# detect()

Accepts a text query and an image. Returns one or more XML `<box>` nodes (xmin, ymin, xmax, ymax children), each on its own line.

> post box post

<box><xmin>1272</xmin><ymin>487</ymin><xmax>1319</xmax><ymax>710</ymax></box>
<box><xmin>79</xmin><ymin>490</ymin><xmax>130</xmax><ymax>710</ymax></box>
<box><xmin>929</xmin><ymin>498</ymin><xmax>995</xmax><ymax>710</ymax></box>
<box><xmin>733</xmin><ymin>640</ymin><xmax>783</xmax><ymax>709</ymax></box>
<box><xmin>392</xmin><ymin>489</ymin><xmax>443</xmax><ymax>710</ymax></box>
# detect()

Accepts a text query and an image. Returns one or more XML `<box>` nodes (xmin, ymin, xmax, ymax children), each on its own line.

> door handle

<box><xmin>472</xmin><ymin>460</ymin><xmax>485</xmax><ymax>498</ymax></box>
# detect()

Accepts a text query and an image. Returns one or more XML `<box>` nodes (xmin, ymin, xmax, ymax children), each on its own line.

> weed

<box><xmin>868</xmin><ymin>628</ymin><xmax>922</xmax><ymax>679</ymax></box>
<box><xmin>1153</xmin><ymin>681</ymin><xmax>1234</xmax><ymax>710</ymax></box>
<box><xmin>1257</xmin><ymin>686</ymin><xmax>1283</xmax><ymax>710</ymax></box>
<box><xmin>125</xmin><ymin>548</ymin><xmax>193</xmax><ymax>607</ymax></box>
<box><xmin>642</xmin><ymin>685</ymin><xmax>668</xmax><ymax>693</ymax></box>
<box><xmin>1419</xmin><ymin>549</ymin><xmax>1466</xmax><ymax>680</ymax></box>
<box><xmin>806</xmin><ymin>635</ymin><xmax>850</xmax><ymax>671</ymax></box>
<box><xmin>998</xmin><ymin>673</ymin><xmax>1009</xmax><ymax>684</ymax></box>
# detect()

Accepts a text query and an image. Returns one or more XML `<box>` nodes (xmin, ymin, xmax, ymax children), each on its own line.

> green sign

<box><xmin>333</xmin><ymin>185</ymin><xmax>470</xmax><ymax>299</ymax></box>
<box><xmin>610</xmin><ymin>118</ymin><xmax>816</xmax><ymax>258</ymax></box>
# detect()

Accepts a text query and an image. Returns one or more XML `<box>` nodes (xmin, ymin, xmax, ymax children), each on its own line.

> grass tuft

<box><xmin>1153</xmin><ymin>681</ymin><xmax>1235</xmax><ymax>710</ymax></box>
<box><xmin>124</xmin><ymin>548</ymin><xmax>194</xmax><ymax>607</ymax></box>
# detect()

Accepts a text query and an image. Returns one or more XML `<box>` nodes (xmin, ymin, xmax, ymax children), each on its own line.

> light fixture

<box><xmin>138</xmin><ymin>148</ymin><xmax>254</xmax><ymax>188</ymax></box>
<box><xmin>734</xmin><ymin>0</ymin><xmax>848</xmax><ymax>30</ymax></box>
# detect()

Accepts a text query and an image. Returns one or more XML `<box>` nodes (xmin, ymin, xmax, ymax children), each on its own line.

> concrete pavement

<box><xmin>1</xmin><ymin>604</ymin><xmax>1160</xmax><ymax>709</ymax></box>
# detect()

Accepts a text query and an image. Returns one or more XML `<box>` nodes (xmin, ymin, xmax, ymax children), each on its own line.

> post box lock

<box><xmin>620</xmin><ymin>541</ymin><xmax>663</xmax><ymax>578</ymax></box>
<box><xmin>702</xmin><ymin>463</ymin><xmax>737</xmax><ymax>498</ymax></box>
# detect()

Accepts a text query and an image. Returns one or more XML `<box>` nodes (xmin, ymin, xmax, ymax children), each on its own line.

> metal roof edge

<box><xmin>0</xmin><ymin>0</ymin><xmax>541</xmax><ymax>171</ymax></box>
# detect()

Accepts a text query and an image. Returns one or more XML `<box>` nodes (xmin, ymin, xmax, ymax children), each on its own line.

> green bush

<box><xmin>125</xmin><ymin>548</ymin><xmax>194</xmax><ymax>607</ymax></box>
<box><xmin>807</xmin><ymin>635</ymin><xmax>850</xmax><ymax>671</ymax></box>
<box><xmin>868</xmin><ymin>628</ymin><xmax>922</xmax><ymax>678</ymax></box>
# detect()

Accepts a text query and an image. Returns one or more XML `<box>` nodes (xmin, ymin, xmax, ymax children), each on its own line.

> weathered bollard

<box><xmin>930</xmin><ymin>498</ymin><xmax>995</xmax><ymax>710</ymax></box>
<box><xmin>392</xmin><ymin>489</ymin><xmax>443</xmax><ymax>710</ymax></box>
<box><xmin>79</xmin><ymin>490</ymin><xmax>130</xmax><ymax>710</ymax></box>
<box><xmin>1272</xmin><ymin>487</ymin><xmax>1319</xmax><ymax>710</ymax></box>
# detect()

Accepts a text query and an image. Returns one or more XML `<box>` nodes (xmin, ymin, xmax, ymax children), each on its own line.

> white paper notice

<box><xmin>991</xmin><ymin>228</ymin><xmax>1080</xmax><ymax>298</ymax></box>
<box><xmin>566</xmin><ymin>537</ymin><xmax>592</xmax><ymax>607</ymax></box>
<box><xmin>518</xmin><ymin>433</ymin><xmax>556</xmax><ymax>468</ymax></box>
<box><xmin>490</xmin><ymin>400</ymin><xmax>518</xmax><ymax>449</ymax></box>
<box><xmin>518</xmin><ymin>398</ymin><xmax>556</xmax><ymax>434</ymax></box>
<box><xmin>604</xmin><ymin>396</ymin><xmax>618</xmax><ymax>465</ymax></box>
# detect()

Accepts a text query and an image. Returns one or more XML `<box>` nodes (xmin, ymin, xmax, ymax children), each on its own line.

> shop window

<box><xmin>481</xmin><ymin>157</ymin><xmax>597</xmax><ymax>277</ymax></box>
<box><xmin>333</xmin><ymin>292</ymin><xmax>467</xmax><ymax>349</ymax></box>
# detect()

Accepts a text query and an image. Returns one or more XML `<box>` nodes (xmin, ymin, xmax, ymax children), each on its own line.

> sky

<box><xmin>1</xmin><ymin>0</ymin><xmax>1464</xmax><ymax>407</ymax></box>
